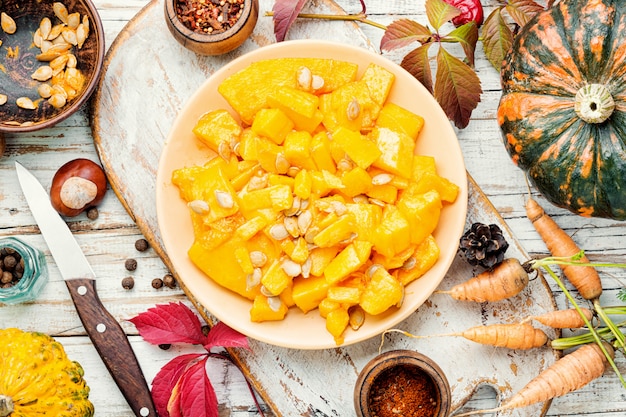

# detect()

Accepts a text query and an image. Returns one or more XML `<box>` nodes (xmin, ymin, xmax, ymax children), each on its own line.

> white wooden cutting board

<box><xmin>91</xmin><ymin>1</ymin><xmax>560</xmax><ymax>415</ymax></box>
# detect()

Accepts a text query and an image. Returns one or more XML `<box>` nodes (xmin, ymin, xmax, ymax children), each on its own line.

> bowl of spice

<box><xmin>164</xmin><ymin>0</ymin><xmax>259</xmax><ymax>56</ymax></box>
<box><xmin>0</xmin><ymin>237</ymin><xmax>49</xmax><ymax>305</ymax></box>
<box><xmin>354</xmin><ymin>350</ymin><xmax>452</xmax><ymax>417</ymax></box>
<box><xmin>0</xmin><ymin>0</ymin><xmax>105</xmax><ymax>133</ymax></box>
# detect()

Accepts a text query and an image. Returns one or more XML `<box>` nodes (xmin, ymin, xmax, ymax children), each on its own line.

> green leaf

<box><xmin>481</xmin><ymin>7</ymin><xmax>514</xmax><ymax>71</ymax></box>
<box><xmin>400</xmin><ymin>43</ymin><xmax>434</xmax><ymax>93</ymax></box>
<box><xmin>434</xmin><ymin>47</ymin><xmax>482</xmax><ymax>129</ymax></box>
<box><xmin>505</xmin><ymin>0</ymin><xmax>545</xmax><ymax>27</ymax></box>
<box><xmin>445</xmin><ymin>21</ymin><xmax>478</xmax><ymax>67</ymax></box>
<box><xmin>380</xmin><ymin>19</ymin><xmax>432</xmax><ymax>52</ymax></box>
<box><xmin>425</xmin><ymin>0</ymin><xmax>462</xmax><ymax>31</ymax></box>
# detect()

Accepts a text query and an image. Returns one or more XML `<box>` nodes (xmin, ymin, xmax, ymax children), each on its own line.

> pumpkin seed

<box><xmin>33</xmin><ymin>29</ymin><xmax>43</xmax><ymax>48</ymax></box>
<box><xmin>67</xmin><ymin>12</ymin><xmax>80</xmax><ymax>29</ymax></box>
<box><xmin>61</xmin><ymin>27</ymin><xmax>78</xmax><ymax>45</ymax></box>
<box><xmin>301</xmin><ymin>257</ymin><xmax>312</xmax><ymax>278</ymax></box>
<box><xmin>0</xmin><ymin>94</ymin><xmax>7</xmax><ymax>105</ymax></box>
<box><xmin>214</xmin><ymin>190</ymin><xmax>234</xmax><ymax>209</ymax></box>
<box><xmin>16</xmin><ymin>97</ymin><xmax>36</xmax><ymax>110</ymax></box>
<box><xmin>47</xmin><ymin>93</ymin><xmax>66</xmax><ymax>109</ymax></box>
<box><xmin>188</xmin><ymin>199</ymin><xmax>210</xmax><ymax>214</ymax></box>
<box><xmin>336</xmin><ymin>158</ymin><xmax>353</xmax><ymax>172</ymax></box>
<box><xmin>52</xmin><ymin>84</ymin><xmax>68</xmax><ymax>99</ymax></box>
<box><xmin>269</xmin><ymin>223</ymin><xmax>289</xmax><ymax>241</ymax></box>
<box><xmin>39</xmin><ymin>17</ymin><xmax>52</xmax><ymax>39</ymax></box>
<box><xmin>311</xmin><ymin>75</ymin><xmax>325</xmax><ymax>91</ymax></box>
<box><xmin>260</xmin><ymin>285</ymin><xmax>275</xmax><ymax>297</ymax></box>
<box><xmin>267</xmin><ymin>296</ymin><xmax>283</xmax><ymax>312</ymax></box>
<box><xmin>372</xmin><ymin>173</ymin><xmax>393</xmax><ymax>185</ymax></box>
<box><xmin>66</xmin><ymin>53</ymin><xmax>77</xmax><ymax>68</ymax></box>
<box><xmin>77</xmin><ymin>22</ymin><xmax>88</xmax><ymax>49</ymax></box>
<box><xmin>401</xmin><ymin>257</ymin><xmax>417</xmax><ymax>271</ymax></box>
<box><xmin>296</xmin><ymin>66</ymin><xmax>312</xmax><ymax>91</ymax></box>
<box><xmin>31</xmin><ymin>66</ymin><xmax>53</xmax><ymax>82</ymax></box>
<box><xmin>246</xmin><ymin>268</ymin><xmax>262</xmax><ymax>290</ymax></box>
<box><xmin>281</xmin><ymin>259</ymin><xmax>302</xmax><ymax>277</ymax></box>
<box><xmin>366</xmin><ymin>264</ymin><xmax>383</xmax><ymax>278</ymax></box>
<box><xmin>275</xmin><ymin>153</ymin><xmax>290</xmax><ymax>174</ymax></box>
<box><xmin>284</xmin><ymin>216</ymin><xmax>300</xmax><ymax>238</ymax></box>
<box><xmin>53</xmin><ymin>2</ymin><xmax>69</xmax><ymax>24</ymax></box>
<box><xmin>348</xmin><ymin>306</ymin><xmax>365</xmax><ymax>330</ymax></box>
<box><xmin>284</xmin><ymin>195</ymin><xmax>301</xmax><ymax>217</ymax></box>
<box><xmin>247</xmin><ymin>174</ymin><xmax>268</xmax><ymax>191</ymax></box>
<box><xmin>50</xmin><ymin>54</ymin><xmax>69</xmax><ymax>71</ymax></box>
<box><xmin>1</xmin><ymin>12</ymin><xmax>16</xmax><ymax>34</ymax></box>
<box><xmin>346</xmin><ymin>98</ymin><xmax>360</xmax><ymax>121</ymax></box>
<box><xmin>48</xmin><ymin>23</ymin><xmax>65</xmax><ymax>41</ymax></box>
<box><xmin>249</xmin><ymin>251</ymin><xmax>267</xmax><ymax>268</ymax></box>
<box><xmin>38</xmin><ymin>84</ymin><xmax>53</xmax><ymax>99</ymax></box>
<box><xmin>218</xmin><ymin>140</ymin><xmax>231</xmax><ymax>160</ymax></box>
<box><xmin>297</xmin><ymin>210</ymin><xmax>313</xmax><ymax>235</ymax></box>
<box><xmin>286</xmin><ymin>166</ymin><xmax>301</xmax><ymax>178</ymax></box>
<box><xmin>40</xmin><ymin>40</ymin><xmax>53</xmax><ymax>53</ymax></box>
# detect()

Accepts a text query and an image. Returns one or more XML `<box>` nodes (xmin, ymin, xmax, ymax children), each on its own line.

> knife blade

<box><xmin>15</xmin><ymin>161</ymin><xmax>158</xmax><ymax>417</ymax></box>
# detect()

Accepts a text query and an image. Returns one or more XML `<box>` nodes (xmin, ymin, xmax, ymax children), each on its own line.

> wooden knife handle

<box><xmin>66</xmin><ymin>278</ymin><xmax>158</xmax><ymax>417</ymax></box>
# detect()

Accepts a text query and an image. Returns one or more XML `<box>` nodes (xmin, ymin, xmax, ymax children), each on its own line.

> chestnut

<box><xmin>50</xmin><ymin>158</ymin><xmax>107</xmax><ymax>217</ymax></box>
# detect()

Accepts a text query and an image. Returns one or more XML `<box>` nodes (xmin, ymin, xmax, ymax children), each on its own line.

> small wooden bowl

<box><xmin>0</xmin><ymin>0</ymin><xmax>105</xmax><ymax>133</ymax></box>
<box><xmin>354</xmin><ymin>350</ymin><xmax>452</xmax><ymax>417</ymax></box>
<box><xmin>164</xmin><ymin>0</ymin><xmax>259</xmax><ymax>56</ymax></box>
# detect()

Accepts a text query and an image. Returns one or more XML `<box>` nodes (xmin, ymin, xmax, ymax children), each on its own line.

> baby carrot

<box><xmin>526</xmin><ymin>197</ymin><xmax>602</xmax><ymax>300</ymax></box>
<box><xmin>438</xmin><ymin>258</ymin><xmax>529</xmax><ymax>302</ymax></box>
<box><xmin>384</xmin><ymin>323</ymin><xmax>548</xmax><ymax>350</ymax></box>
<box><xmin>457</xmin><ymin>323</ymin><xmax>548</xmax><ymax>350</ymax></box>
<box><xmin>455</xmin><ymin>342</ymin><xmax>614</xmax><ymax>415</ymax></box>
<box><xmin>522</xmin><ymin>307</ymin><xmax>594</xmax><ymax>329</ymax></box>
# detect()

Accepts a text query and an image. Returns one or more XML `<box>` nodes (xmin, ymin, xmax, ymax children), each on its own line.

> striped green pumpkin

<box><xmin>497</xmin><ymin>0</ymin><xmax>626</xmax><ymax>220</ymax></box>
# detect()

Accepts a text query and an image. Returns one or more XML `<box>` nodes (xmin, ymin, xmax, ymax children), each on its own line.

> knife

<box><xmin>15</xmin><ymin>161</ymin><xmax>158</xmax><ymax>417</ymax></box>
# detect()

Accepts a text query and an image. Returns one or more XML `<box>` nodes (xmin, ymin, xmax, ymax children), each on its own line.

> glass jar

<box><xmin>0</xmin><ymin>237</ymin><xmax>49</xmax><ymax>305</ymax></box>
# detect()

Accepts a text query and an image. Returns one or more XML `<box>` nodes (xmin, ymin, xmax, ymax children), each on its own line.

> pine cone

<box><xmin>459</xmin><ymin>223</ymin><xmax>509</xmax><ymax>268</ymax></box>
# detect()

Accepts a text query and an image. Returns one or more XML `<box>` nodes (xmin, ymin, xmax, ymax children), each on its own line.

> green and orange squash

<box><xmin>498</xmin><ymin>0</ymin><xmax>626</xmax><ymax>220</ymax></box>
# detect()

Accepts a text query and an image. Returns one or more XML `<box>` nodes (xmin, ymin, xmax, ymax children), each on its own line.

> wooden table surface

<box><xmin>2</xmin><ymin>1</ymin><xmax>625</xmax><ymax>416</ymax></box>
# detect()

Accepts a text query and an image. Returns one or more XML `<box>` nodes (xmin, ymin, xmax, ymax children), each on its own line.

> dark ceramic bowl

<box><xmin>354</xmin><ymin>350</ymin><xmax>452</xmax><ymax>417</ymax></box>
<box><xmin>0</xmin><ymin>0</ymin><xmax>105</xmax><ymax>133</ymax></box>
<box><xmin>164</xmin><ymin>0</ymin><xmax>258</xmax><ymax>56</ymax></box>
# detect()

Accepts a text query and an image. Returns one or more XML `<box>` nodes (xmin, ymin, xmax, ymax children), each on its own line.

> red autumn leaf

<box><xmin>426</xmin><ymin>0</ymin><xmax>462</xmax><ymax>31</ymax></box>
<box><xmin>444</xmin><ymin>21</ymin><xmax>478</xmax><ymax>67</ymax></box>
<box><xmin>273</xmin><ymin>0</ymin><xmax>310</xmax><ymax>42</ymax></box>
<box><xmin>434</xmin><ymin>47</ymin><xmax>482</xmax><ymax>129</ymax></box>
<box><xmin>178</xmin><ymin>358</ymin><xmax>219</xmax><ymax>417</ymax></box>
<box><xmin>505</xmin><ymin>0</ymin><xmax>545</xmax><ymax>27</ymax></box>
<box><xmin>152</xmin><ymin>353</ymin><xmax>205</xmax><ymax>417</ymax></box>
<box><xmin>204</xmin><ymin>321</ymin><xmax>249</xmax><ymax>351</ymax></box>
<box><xmin>380</xmin><ymin>19</ymin><xmax>431</xmax><ymax>52</ymax></box>
<box><xmin>481</xmin><ymin>7</ymin><xmax>514</xmax><ymax>71</ymax></box>
<box><xmin>400</xmin><ymin>43</ymin><xmax>434</xmax><ymax>93</ymax></box>
<box><xmin>129</xmin><ymin>302</ymin><xmax>207</xmax><ymax>345</ymax></box>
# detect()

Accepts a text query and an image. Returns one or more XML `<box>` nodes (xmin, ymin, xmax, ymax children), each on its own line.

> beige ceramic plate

<box><xmin>156</xmin><ymin>40</ymin><xmax>468</xmax><ymax>349</ymax></box>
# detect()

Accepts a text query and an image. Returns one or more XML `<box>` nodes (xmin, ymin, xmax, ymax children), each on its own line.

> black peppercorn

<box><xmin>135</xmin><ymin>238</ymin><xmax>149</xmax><ymax>252</ymax></box>
<box><xmin>86</xmin><ymin>207</ymin><xmax>99</xmax><ymax>220</ymax></box>
<box><xmin>158</xmin><ymin>344</ymin><xmax>172</xmax><ymax>350</ymax></box>
<box><xmin>163</xmin><ymin>273</ymin><xmax>176</xmax><ymax>289</ymax></box>
<box><xmin>121</xmin><ymin>276</ymin><xmax>135</xmax><ymax>290</ymax></box>
<box><xmin>201</xmin><ymin>325</ymin><xmax>210</xmax><ymax>336</ymax></box>
<box><xmin>151</xmin><ymin>278</ymin><xmax>164</xmax><ymax>289</ymax></box>
<box><xmin>125</xmin><ymin>258</ymin><xmax>138</xmax><ymax>271</ymax></box>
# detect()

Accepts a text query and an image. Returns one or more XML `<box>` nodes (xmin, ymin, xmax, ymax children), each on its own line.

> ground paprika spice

<box><xmin>368</xmin><ymin>365</ymin><xmax>439</xmax><ymax>417</ymax></box>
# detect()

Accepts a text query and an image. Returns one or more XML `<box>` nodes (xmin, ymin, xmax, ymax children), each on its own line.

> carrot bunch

<box><xmin>381</xmin><ymin>194</ymin><xmax>626</xmax><ymax>415</ymax></box>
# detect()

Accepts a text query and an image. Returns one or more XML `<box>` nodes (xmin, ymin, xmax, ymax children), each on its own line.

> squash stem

<box><xmin>0</xmin><ymin>395</ymin><xmax>14</xmax><ymax>417</ymax></box>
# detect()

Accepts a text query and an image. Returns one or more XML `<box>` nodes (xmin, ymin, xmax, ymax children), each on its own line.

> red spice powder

<box><xmin>175</xmin><ymin>0</ymin><xmax>245</xmax><ymax>34</ymax></box>
<box><xmin>368</xmin><ymin>366</ymin><xmax>439</xmax><ymax>417</ymax></box>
